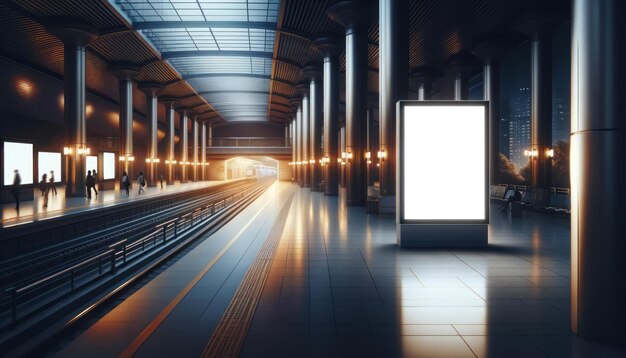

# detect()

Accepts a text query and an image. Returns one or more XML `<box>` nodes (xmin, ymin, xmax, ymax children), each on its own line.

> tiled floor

<box><xmin>45</xmin><ymin>183</ymin><xmax>626</xmax><ymax>357</ymax></box>
<box><xmin>240</xmin><ymin>187</ymin><xmax>626</xmax><ymax>358</ymax></box>
<box><xmin>0</xmin><ymin>180</ymin><xmax>223</xmax><ymax>228</ymax></box>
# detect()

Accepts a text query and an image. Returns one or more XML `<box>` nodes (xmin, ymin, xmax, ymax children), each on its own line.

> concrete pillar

<box><xmin>160</xmin><ymin>99</ymin><xmax>177</xmax><ymax>185</ymax></box>
<box><xmin>290</xmin><ymin>98</ymin><xmax>303</xmax><ymax>186</ymax></box>
<box><xmin>192</xmin><ymin>116</ymin><xmax>199</xmax><ymax>181</ymax></box>
<box><xmin>571</xmin><ymin>0</ymin><xmax>626</xmax><ymax>343</ymax></box>
<box><xmin>304</xmin><ymin>65</ymin><xmax>323</xmax><ymax>192</ymax></box>
<box><xmin>339</xmin><ymin>123</ymin><xmax>346</xmax><ymax>188</ymax></box>
<box><xmin>138</xmin><ymin>83</ymin><xmax>164</xmax><ymax>187</ymax></box>
<box><xmin>178</xmin><ymin>109</ymin><xmax>189</xmax><ymax>183</ymax></box>
<box><xmin>449</xmin><ymin>53</ymin><xmax>479</xmax><ymax>101</ymax></box>
<box><xmin>329</xmin><ymin>1</ymin><xmax>369</xmax><ymax>205</ymax></box>
<box><xmin>296</xmin><ymin>83</ymin><xmax>310</xmax><ymax>188</ymax></box>
<box><xmin>473</xmin><ymin>39</ymin><xmax>507</xmax><ymax>187</ymax></box>
<box><xmin>409</xmin><ymin>65</ymin><xmax>443</xmax><ymax>101</ymax></box>
<box><xmin>47</xmin><ymin>21</ymin><xmax>97</xmax><ymax>198</ymax></box>
<box><xmin>208</xmin><ymin>123</ymin><xmax>213</xmax><ymax>148</ymax></box>
<box><xmin>518</xmin><ymin>15</ymin><xmax>553</xmax><ymax>196</ymax></box>
<box><xmin>291</xmin><ymin>117</ymin><xmax>296</xmax><ymax>180</ymax></box>
<box><xmin>110</xmin><ymin>64</ymin><xmax>140</xmax><ymax>185</ymax></box>
<box><xmin>378</xmin><ymin>0</ymin><xmax>408</xmax><ymax>205</ymax></box>
<box><xmin>312</xmin><ymin>35</ymin><xmax>341</xmax><ymax>196</ymax></box>
<box><xmin>201</xmin><ymin>120</ymin><xmax>207</xmax><ymax>180</ymax></box>
<box><xmin>367</xmin><ymin>94</ymin><xmax>378</xmax><ymax>187</ymax></box>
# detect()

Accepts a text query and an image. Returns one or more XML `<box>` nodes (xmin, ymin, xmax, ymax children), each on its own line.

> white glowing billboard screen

<box><xmin>38</xmin><ymin>152</ymin><xmax>62</xmax><ymax>183</ymax></box>
<box><xmin>86</xmin><ymin>156</ymin><xmax>98</xmax><ymax>177</ymax></box>
<box><xmin>3</xmin><ymin>142</ymin><xmax>33</xmax><ymax>185</ymax></box>
<box><xmin>103</xmin><ymin>152</ymin><xmax>115</xmax><ymax>180</ymax></box>
<box><xmin>400</xmin><ymin>103</ymin><xmax>487</xmax><ymax>222</ymax></box>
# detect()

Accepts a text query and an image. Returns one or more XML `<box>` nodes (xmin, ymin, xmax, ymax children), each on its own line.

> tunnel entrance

<box><xmin>224</xmin><ymin>156</ymin><xmax>278</xmax><ymax>181</ymax></box>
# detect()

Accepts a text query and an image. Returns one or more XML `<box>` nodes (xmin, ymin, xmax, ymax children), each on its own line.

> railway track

<box><xmin>0</xmin><ymin>178</ymin><xmax>275</xmax><ymax>355</ymax></box>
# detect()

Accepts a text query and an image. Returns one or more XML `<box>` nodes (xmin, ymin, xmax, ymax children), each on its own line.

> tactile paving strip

<box><xmin>202</xmin><ymin>190</ymin><xmax>296</xmax><ymax>357</ymax></box>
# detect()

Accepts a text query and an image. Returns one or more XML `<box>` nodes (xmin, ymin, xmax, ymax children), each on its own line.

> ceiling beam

<box><xmin>184</xmin><ymin>73</ymin><xmax>270</xmax><ymax>80</ymax></box>
<box><xmin>198</xmin><ymin>90</ymin><xmax>270</xmax><ymax>96</ymax></box>
<box><xmin>134</xmin><ymin>21</ymin><xmax>276</xmax><ymax>30</ymax></box>
<box><xmin>162</xmin><ymin>50</ymin><xmax>273</xmax><ymax>59</ymax></box>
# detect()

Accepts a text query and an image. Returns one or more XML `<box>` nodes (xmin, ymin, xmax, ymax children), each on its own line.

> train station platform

<box><xmin>51</xmin><ymin>184</ymin><xmax>624</xmax><ymax>358</ymax></box>
<box><xmin>0</xmin><ymin>181</ymin><xmax>224</xmax><ymax>229</ymax></box>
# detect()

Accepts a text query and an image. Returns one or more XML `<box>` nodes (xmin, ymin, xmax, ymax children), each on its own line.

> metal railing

<box><xmin>0</xmin><ymin>179</ymin><xmax>253</xmax><ymax>260</ymax></box>
<box><xmin>2</xmin><ymin>178</ymin><xmax>273</xmax><ymax>327</ymax></box>
<box><xmin>208</xmin><ymin>137</ymin><xmax>291</xmax><ymax>147</ymax></box>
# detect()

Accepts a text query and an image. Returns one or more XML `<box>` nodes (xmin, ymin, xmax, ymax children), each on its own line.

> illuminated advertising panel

<box><xmin>3</xmin><ymin>141</ymin><xmax>33</xmax><ymax>185</ymax></box>
<box><xmin>38</xmin><ymin>152</ymin><xmax>62</xmax><ymax>183</ymax></box>
<box><xmin>86</xmin><ymin>155</ymin><xmax>98</xmax><ymax>177</ymax></box>
<box><xmin>397</xmin><ymin>101</ymin><xmax>488</xmax><ymax>247</ymax></box>
<box><xmin>103</xmin><ymin>152</ymin><xmax>115</xmax><ymax>180</ymax></box>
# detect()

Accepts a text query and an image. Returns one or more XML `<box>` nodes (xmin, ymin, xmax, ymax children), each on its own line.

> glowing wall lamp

<box><xmin>65</xmin><ymin>146</ymin><xmax>91</xmax><ymax>156</ymax></box>
<box><xmin>524</xmin><ymin>149</ymin><xmax>538</xmax><ymax>158</ymax></box>
<box><xmin>165</xmin><ymin>159</ymin><xmax>177</xmax><ymax>165</ymax></box>
<box><xmin>548</xmin><ymin>149</ymin><xmax>554</xmax><ymax>158</ymax></box>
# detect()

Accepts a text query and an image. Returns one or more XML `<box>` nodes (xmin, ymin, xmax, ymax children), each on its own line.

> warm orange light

<box><xmin>16</xmin><ymin>79</ymin><xmax>34</xmax><ymax>98</ymax></box>
<box><xmin>108</xmin><ymin>112</ymin><xmax>119</xmax><ymax>125</ymax></box>
<box><xmin>85</xmin><ymin>104</ymin><xmax>93</xmax><ymax>116</ymax></box>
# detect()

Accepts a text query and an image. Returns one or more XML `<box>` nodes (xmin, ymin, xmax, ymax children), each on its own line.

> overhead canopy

<box><xmin>116</xmin><ymin>0</ymin><xmax>280</xmax><ymax>122</ymax></box>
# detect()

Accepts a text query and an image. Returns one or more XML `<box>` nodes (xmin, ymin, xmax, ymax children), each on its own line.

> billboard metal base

<box><xmin>397</xmin><ymin>223</ymin><xmax>488</xmax><ymax>248</ymax></box>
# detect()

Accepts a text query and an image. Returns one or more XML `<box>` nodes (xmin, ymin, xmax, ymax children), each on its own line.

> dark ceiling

<box><xmin>0</xmin><ymin>0</ymin><xmax>570</xmax><ymax>127</ymax></box>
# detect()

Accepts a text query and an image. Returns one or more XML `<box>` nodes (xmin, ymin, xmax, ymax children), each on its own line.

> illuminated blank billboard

<box><xmin>103</xmin><ymin>152</ymin><xmax>115</xmax><ymax>180</ymax></box>
<box><xmin>399</xmin><ymin>102</ymin><xmax>487</xmax><ymax>223</ymax></box>
<box><xmin>38</xmin><ymin>152</ymin><xmax>62</xmax><ymax>183</ymax></box>
<box><xmin>86</xmin><ymin>155</ymin><xmax>98</xmax><ymax>177</ymax></box>
<box><xmin>3</xmin><ymin>141</ymin><xmax>33</xmax><ymax>185</ymax></box>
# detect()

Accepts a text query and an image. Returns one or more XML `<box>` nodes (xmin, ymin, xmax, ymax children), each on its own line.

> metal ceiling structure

<box><xmin>115</xmin><ymin>0</ymin><xmax>279</xmax><ymax>122</ymax></box>
<box><xmin>0</xmin><ymin>0</ymin><xmax>569</xmax><ymax>125</ymax></box>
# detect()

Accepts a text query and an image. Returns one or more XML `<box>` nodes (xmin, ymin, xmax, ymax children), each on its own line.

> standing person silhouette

<box><xmin>92</xmin><ymin>169</ymin><xmax>98</xmax><ymax>197</ymax></box>
<box><xmin>137</xmin><ymin>171</ymin><xmax>145</xmax><ymax>194</ymax></box>
<box><xmin>122</xmin><ymin>171</ymin><xmax>130</xmax><ymax>197</ymax></box>
<box><xmin>39</xmin><ymin>174</ymin><xmax>47</xmax><ymax>196</ymax></box>
<box><xmin>86</xmin><ymin>170</ymin><xmax>95</xmax><ymax>199</ymax></box>
<box><xmin>49</xmin><ymin>170</ymin><xmax>57</xmax><ymax>195</ymax></box>
<box><xmin>42</xmin><ymin>173</ymin><xmax>49</xmax><ymax>208</ymax></box>
<box><xmin>12</xmin><ymin>169</ymin><xmax>21</xmax><ymax>213</ymax></box>
<box><xmin>160</xmin><ymin>173</ymin><xmax>164</xmax><ymax>189</ymax></box>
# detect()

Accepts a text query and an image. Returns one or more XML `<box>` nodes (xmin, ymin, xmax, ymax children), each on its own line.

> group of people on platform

<box><xmin>10</xmin><ymin>168</ymin><xmax>166</xmax><ymax>214</ymax></box>
<box><xmin>39</xmin><ymin>170</ymin><xmax>58</xmax><ymax>208</ymax></box>
<box><xmin>85</xmin><ymin>169</ymin><xmax>98</xmax><ymax>199</ymax></box>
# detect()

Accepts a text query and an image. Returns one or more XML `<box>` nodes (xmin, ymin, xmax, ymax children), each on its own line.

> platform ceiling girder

<box><xmin>116</xmin><ymin>0</ymin><xmax>280</xmax><ymax>122</ymax></box>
